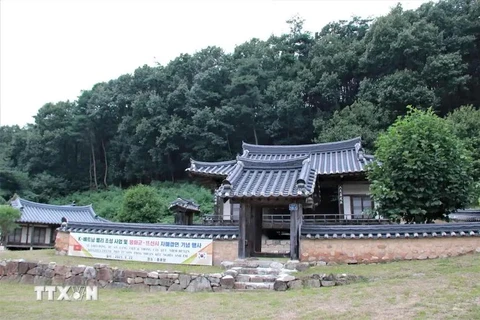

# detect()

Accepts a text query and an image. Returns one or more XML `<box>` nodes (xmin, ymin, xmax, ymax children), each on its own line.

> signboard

<box><xmin>289</xmin><ymin>203</ymin><xmax>298</xmax><ymax>211</ymax></box>
<box><xmin>67</xmin><ymin>232</ymin><xmax>213</xmax><ymax>265</ymax></box>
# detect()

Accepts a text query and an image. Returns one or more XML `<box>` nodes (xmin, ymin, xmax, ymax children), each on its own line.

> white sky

<box><xmin>0</xmin><ymin>0</ymin><xmax>433</xmax><ymax>127</ymax></box>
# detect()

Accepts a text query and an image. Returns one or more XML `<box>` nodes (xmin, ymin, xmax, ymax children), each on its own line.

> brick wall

<box><xmin>213</xmin><ymin>240</ymin><xmax>238</xmax><ymax>266</ymax></box>
<box><xmin>301</xmin><ymin>237</ymin><xmax>480</xmax><ymax>264</ymax></box>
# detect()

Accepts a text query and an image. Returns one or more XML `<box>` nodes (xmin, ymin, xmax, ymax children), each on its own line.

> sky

<box><xmin>0</xmin><ymin>0</ymin><xmax>434</xmax><ymax>127</ymax></box>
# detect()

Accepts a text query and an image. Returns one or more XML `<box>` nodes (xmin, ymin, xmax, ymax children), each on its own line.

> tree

<box><xmin>0</xmin><ymin>205</ymin><xmax>21</xmax><ymax>245</ymax></box>
<box><xmin>313</xmin><ymin>100</ymin><xmax>390</xmax><ymax>151</ymax></box>
<box><xmin>116</xmin><ymin>185</ymin><xmax>163</xmax><ymax>223</ymax></box>
<box><xmin>447</xmin><ymin>105</ymin><xmax>480</xmax><ymax>205</ymax></box>
<box><xmin>368</xmin><ymin>107</ymin><xmax>474</xmax><ymax>223</ymax></box>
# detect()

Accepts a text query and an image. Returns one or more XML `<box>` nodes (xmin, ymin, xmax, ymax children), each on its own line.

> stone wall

<box><xmin>0</xmin><ymin>259</ymin><xmax>361</xmax><ymax>292</ymax></box>
<box><xmin>261</xmin><ymin>239</ymin><xmax>290</xmax><ymax>254</ymax></box>
<box><xmin>301</xmin><ymin>237</ymin><xmax>480</xmax><ymax>264</ymax></box>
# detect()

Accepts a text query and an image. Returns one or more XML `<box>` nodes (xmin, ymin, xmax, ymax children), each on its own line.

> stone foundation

<box><xmin>261</xmin><ymin>239</ymin><xmax>290</xmax><ymax>254</ymax></box>
<box><xmin>301</xmin><ymin>237</ymin><xmax>480</xmax><ymax>264</ymax></box>
<box><xmin>0</xmin><ymin>259</ymin><xmax>361</xmax><ymax>292</ymax></box>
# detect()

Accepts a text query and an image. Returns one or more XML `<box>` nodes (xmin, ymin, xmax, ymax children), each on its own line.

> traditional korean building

<box><xmin>5</xmin><ymin>195</ymin><xmax>108</xmax><ymax>250</ymax></box>
<box><xmin>186</xmin><ymin>137</ymin><xmax>378</xmax><ymax>259</ymax></box>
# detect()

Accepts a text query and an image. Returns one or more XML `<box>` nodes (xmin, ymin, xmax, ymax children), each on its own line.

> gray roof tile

<box><xmin>60</xmin><ymin>221</ymin><xmax>238</xmax><ymax>239</ymax></box>
<box><xmin>186</xmin><ymin>159</ymin><xmax>237</xmax><ymax>177</ymax></box>
<box><xmin>11</xmin><ymin>197</ymin><xmax>109</xmax><ymax>225</ymax></box>
<box><xmin>187</xmin><ymin>137</ymin><xmax>375</xmax><ymax>199</ymax></box>
<box><xmin>219</xmin><ymin>156</ymin><xmax>316</xmax><ymax>199</ymax></box>
<box><xmin>169</xmin><ymin>197</ymin><xmax>200</xmax><ymax>212</ymax></box>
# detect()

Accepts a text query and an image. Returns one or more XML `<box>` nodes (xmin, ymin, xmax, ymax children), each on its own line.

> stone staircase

<box><xmin>221</xmin><ymin>259</ymin><xmax>304</xmax><ymax>291</ymax></box>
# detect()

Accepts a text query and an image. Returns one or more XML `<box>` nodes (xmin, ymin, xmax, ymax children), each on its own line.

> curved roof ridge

<box><xmin>236</xmin><ymin>155</ymin><xmax>309</xmax><ymax>169</ymax></box>
<box><xmin>242</xmin><ymin>137</ymin><xmax>362</xmax><ymax>154</ymax></box>
<box><xmin>189</xmin><ymin>159</ymin><xmax>237</xmax><ymax>167</ymax></box>
<box><xmin>18</xmin><ymin>198</ymin><xmax>94</xmax><ymax>210</ymax></box>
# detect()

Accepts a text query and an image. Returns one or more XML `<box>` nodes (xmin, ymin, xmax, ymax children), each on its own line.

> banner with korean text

<box><xmin>67</xmin><ymin>232</ymin><xmax>213</xmax><ymax>265</ymax></box>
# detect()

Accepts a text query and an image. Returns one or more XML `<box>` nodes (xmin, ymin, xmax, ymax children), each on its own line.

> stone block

<box><xmin>71</xmin><ymin>266</ymin><xmax>86</xmax><ymax>275</ymax></box>
<box><xmin>149</xmin><ymin>285</ymin><xmax>167</xmax><ymax>292</ymax></box>
<box><xmin>303</xmin><ymin>279</ymin><xmax>320</xmax><ymax>288</ymax></box>
<box><xmin>18</xmin><ymin>261</ymin><xmax>30</xmax><ymax>275</ymax></box>
<box><xmin>288</xmin><ymin>280</ymin><xmax>303</xmax><ymax>290</ymax></box>
<box><xmin>97</xmin><ymin>268</ymin><xmax>112</xmax><ymax>282</ymax></box>
<box><xmin>220</xmin><ymin>275</ymin><xmax>234</xmax><ymax>289</ymax></box>
<box><xmin>54</xmin><ymin>265</ymin><xmax>70</xmax><ymax>276</ymax></box>
<box><xmin>168</xmin><ymin>283</ymin><xmax>183</xmax><ymax>292</ymax></box>
<box><xmin>273</xmin><ymin>280</ymin><xmax>288</xmax><ymax>291</ymax></box>
<box><xmin>224</xmin><ymin>269</ymin><xmax>238</xmax><ymax>277</ymax></box>
<box><xmin>83</xmin><ymin>267</ymin><xmax>96</xmax><ymax>280</ymax></box>
<box><xmin>44</xmin><ymin>269</ymin><xmax>55</xmax><ymax>278</ymax></box>
<box><xmin>20</xmin><ymin>274</ymin><xmax>35</xmax><ymax>285</ymax></box>
<box><xmin>147</xmin><ymin>271</ymin><xmax>159</xmax><ymax>279</ymax></box>
<box><xmin>185</xmin><ymin>276</ymin><xmax>212</xmax><ymax>292</ymax></box>
<box><xmin>321</xmin><ymin>280</ymin><xmax>336</xmax><ymax>287</ymax></box>
<box><xmin>113</xmin><ymin>269</ymin><xmax>126</xmax><ymax>282</ymax></box>
<box><xmin>134</xmin><ymin>277</ymin><xmax>144</xmax><ymax>284</ymax></box>
<box><xmin>5</xmin><ymin>261</ymin><xmax>18</xmax><ymax>275</ymax></box>
<box><xmin>179</xmin><ymin>274</ymin><xmax>191</xmax><ymax>289</ymax></box>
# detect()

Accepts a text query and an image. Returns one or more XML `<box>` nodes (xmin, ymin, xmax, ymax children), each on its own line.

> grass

<box><xmin>2</xmin><ymin>250</ymin><xmax>480</xmax><ymax>319</ymax></box>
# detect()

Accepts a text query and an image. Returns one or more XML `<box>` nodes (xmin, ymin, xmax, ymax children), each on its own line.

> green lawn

<box><xmin>1</xmin><ymin>250</ymin><xmax>480</xmax><ymax>319</ymax></box>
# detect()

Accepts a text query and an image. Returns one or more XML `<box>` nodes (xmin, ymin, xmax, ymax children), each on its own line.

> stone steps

<box><xmin>235</xmin><ymin>274</ymin><xmax>277</xmax><ymax>283</ymax></box>
<box><xmin>234</xmin><ymin>281</ymin><xmax>275</xmax><ymax>290</ymax></box>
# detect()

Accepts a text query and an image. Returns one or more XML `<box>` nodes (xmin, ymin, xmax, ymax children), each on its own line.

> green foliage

<box><xmin>447</xmin><ymin>105</ymin><xmax>480</xmax><ymax>204</ymax></box>
<box><xmin>0</xmin><ymin>0</ymin><xmax>479</xmax><ymax>200</ymax></box>
<box><xmin>368</xmin><ymin>107</ymin><xmax>474</xmax><ymax>223</ymax></box>
<box><xmin>51</xmin><ymin>182</ymin><xmax>213</xmax><ymax>222</ymax></box>
<box><xmin>0</xmin><ymin>205</ymin><xmax>21</xmax><ymax>244</ymax></box>
<box><xmin>117</xmin><ymin>184</ymin><xmax>163</xmax><ymax>223</ymax></box>
<box><xmin>314</xmin><ymin>100</ymin><xmax>390</xmax><ymax>151</ymax></box>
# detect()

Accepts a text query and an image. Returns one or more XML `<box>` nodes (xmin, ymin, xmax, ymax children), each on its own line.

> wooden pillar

<box><xmin>254</xmin><ymin>206</ymin><xmax>262</xmax><ymax>253</ymax></box>
<box><xmin>289</xmin><ymin>203</ymin><xmax>303</xmax><ymax>260</ymax></box>
<box><xmin>245</xmin><ymin>203</ymin><xmax>255</xmax><ymax>257</ymax></box>
<box><xmin>238</xmin><ymin>202</ymin><xmax>246</xmax><ymax>259</ymax></box>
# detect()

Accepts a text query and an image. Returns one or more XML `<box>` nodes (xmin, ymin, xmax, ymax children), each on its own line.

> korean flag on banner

<box><xmin>197</xmin><ymin>252</ymin><xmax>207</xmax><ymax>259</ymax></box>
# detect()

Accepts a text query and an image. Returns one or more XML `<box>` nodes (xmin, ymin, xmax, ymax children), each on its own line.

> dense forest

<box><xmin>0</xmin><ymin>0</ymin><xmax>479</xmax><ymax>205</ymax></box>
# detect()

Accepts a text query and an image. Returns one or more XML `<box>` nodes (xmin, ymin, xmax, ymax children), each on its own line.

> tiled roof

<box><xmin>242</xmin><ymin>137</ymin><xmax>374</xmax><ymax>175</ymax></box>
<box><xmin>301</xmin><ymin>223</ymin><xmax>480</xmax><ymax>239</ymax></box>
<box><xmin>187</xmin><ymin>137</ymin><xmax>374</xmax><ymax>199</ymax></box>
<box><xmin>169</xmin><ymin>198</ymin><xmax>200</xmax><ymax>213</ymax></box>
<box><xmin>61</xmin><ymin>221</ymin><xmax>238</xmax><ymax>240</ymax></box>
<box><xmin>186</xmin><ymin>159</ymin><xmax>237</xmax><ymax>178</ymax></box>
<box><xmin>218</xmin><ymin>156</ymin><xmax>316</xmax><ymax>199</ymax></box>
<box><xmin>10</xmin><ymin>196</ymin><xmax>109</xmax><ymax>225</ymax></box>
<box><xmin>448</xmin><ymin>209</ymin><xmax>480</xmax><ymax>222</ymax></box>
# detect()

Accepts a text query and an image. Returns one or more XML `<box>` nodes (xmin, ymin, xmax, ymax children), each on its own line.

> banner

<box><xmin>68</xmin><ymin>232</ymin><xmax>213</xmax><ymax>265</ymax></box>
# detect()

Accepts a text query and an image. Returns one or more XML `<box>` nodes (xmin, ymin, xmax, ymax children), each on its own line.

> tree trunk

<box><xmin>91</xmin><ymin>141</ymin><xmax>98</xmax><ymax>190</ymax></box>
<box><xmin>101</xmin><ymin>139</ymin><xmax>108</xmax><ymax>189</ymax></box>
<box><xmin>253</xmin><ymin>123</ymin><xmax>259</xmax><ymax>145</ymax></box>
<box><xmin>89</xmin><ymin>146</ymin><xmax>93</xmax><ymax>189</ymax></box>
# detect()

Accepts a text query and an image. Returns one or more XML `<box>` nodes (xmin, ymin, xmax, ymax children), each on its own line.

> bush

<box><xmin>117</xmin><ymin>184</ymin><xmax>164</xmax><ymax>223</ymax></box>
<box><xmin>368</xmin><ymin>107</ymin><xmax>474</xmax><ymax>223</ymax></box>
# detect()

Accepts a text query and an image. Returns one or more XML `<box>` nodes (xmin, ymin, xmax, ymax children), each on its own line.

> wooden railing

<box><xmin>202</xmin><ymin>215</ymin><xmax>239</xmax><ymax>226</ymax></box>
<box><xmin>201</xmin><ymin>213</ymin><xmax>390</xmax><ymax>227</ymax></box>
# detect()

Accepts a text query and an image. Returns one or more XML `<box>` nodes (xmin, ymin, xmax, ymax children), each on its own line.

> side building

<box><xmin>5</xmin><ymin>195</ymin><xmax>108</xmax><ymax>250</ymax></box>
<box><xmin>186</xmin><ymin>137</ymin><xmax>378</xmax><ymax>259</ymax></box>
